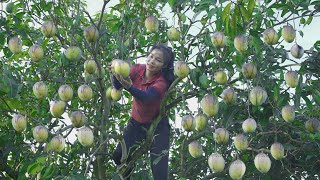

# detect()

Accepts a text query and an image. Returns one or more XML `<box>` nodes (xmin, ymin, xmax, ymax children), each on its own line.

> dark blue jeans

<box><xmin>112</xmin><ymin>117</ymin><xmax>170</xmax><ymax>180</ymax></box>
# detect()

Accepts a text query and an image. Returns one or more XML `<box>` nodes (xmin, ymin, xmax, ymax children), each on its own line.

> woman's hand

<box><xmin>114</xmin><ymin>74</ymin><xmax>132</xmax><ymax>89</ymax></box>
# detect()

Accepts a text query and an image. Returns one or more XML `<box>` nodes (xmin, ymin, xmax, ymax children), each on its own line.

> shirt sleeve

<box><xmin>127</xmin><ymin>86</ymin><xmax>160</xmax><ymax>102</ymax></box>
<box><xmin>127</xmin><ymin>79</ymin><xmax>168</xmax><ymax>102</ymax></box>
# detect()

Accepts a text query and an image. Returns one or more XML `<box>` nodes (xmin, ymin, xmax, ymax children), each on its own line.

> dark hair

<box><xmin>149</xmin><ymin>43</ymin><xmax>175</xmax><ymax>88</ymax></box>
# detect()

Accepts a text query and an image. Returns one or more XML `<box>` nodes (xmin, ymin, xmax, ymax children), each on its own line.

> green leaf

<box><xmin>199</xmin><ymin>74</ymin><xmax>210</xmax><ymax>89</ymax></box>
<box><xmin>0</xmin><ymin>33</ymin><xmax>5</xmax><ymax>46</ymax></box>
<box><xmin>312</xmin><ymin>90</ymin><xmax>320</xmax><ymax>106</ymax></box>
<box><xmin>269</xmin><ymin>4</ymin><xmax>289</xmax><ymax>9</ymax></box>
<box><xmin>168</xmin><ymin>0</ymin><xmax>176</xmax><ymax>7</ymax></box>
<box><xmin>27</xmin><ymin>163</ymin><xmax>42</xmax><ymax>175</ymax></box>
<box><xmin>240</xmin><ymin>5</ymin><xmax>250</xmax><ymax>21</ymax></box>
<box><xmin>222</xmin><ymin>2</ymin><xmax>232</xmax><ymax>22</ymax></box>
<box><xmin>37</xmin><ymin>156</ymin><xmax>47</xmax><ymax>163</ymax></box>
<box><xmin>178</xmin><ymin>178</ymin><xmax>187</xmax><ymax>180</ymax></box>
<box><xmin>15</xmin><ymin>12</ymin><xmax>25</xmax><ymax>19</ymax></box>
<box><xmin>0</xmin><ymin>76</ymin><xmax>10</xmax><ymax>94</ymax></box>
<box><xmin>302</xmin><ymin>95</ymin><xmax>312</xmax><ymax>109</ymax></box>
<box><xmin>231</xmin><ymin>13</ymin><xmax>237</xmax><ymax>35</ymax></box>
<box><xmin>299</xmin><ymin>30</ymin><xmax>304</xmax><ymax>37</ymax></box>
<box><xmin>7</xmin><ymin>99</ymin><xmax>23</xmax><ymax>110</ymax></box>
<box><xmin>306</xmin><ymin>16</ymin><xmax>313</xmax><ymax>25</ymax></box>
<box><xmin>314</xmin><ymin>40</ymin><xmax>320</xmax><ymax>52</ymax></box>
<box><xmin>44</xmin><ymin>2</ymin><xmax>53</xmax><ymax>11</ymax></box>
<box><xmin>248</xmin><ymin>0</ymin><xmax>255</xmax><ymax>15</ymax></box>
<box><xmin>42</xmin><ymin>164</ymin><xmax>55</xmax><ymax>179</ymax></box>
<box><xmin>18</xmin><ymin>165</ymin><xmax>28</xmax><ymax>180</ymax></box>
<box><xmin>273</xmin><ymin>84</ymin><xmax>280</xmax><ymax>103</ymax></box>
<box><xmin>190</xmin><ymin>67</ymin><xmax>201</xmax><ymax>87</ymax></box>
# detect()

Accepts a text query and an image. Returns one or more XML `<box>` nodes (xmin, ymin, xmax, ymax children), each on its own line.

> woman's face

<box><xmin>146</xmin><ymin>49</ymin><xmax>165</xmax><ymax>74</ymax></box>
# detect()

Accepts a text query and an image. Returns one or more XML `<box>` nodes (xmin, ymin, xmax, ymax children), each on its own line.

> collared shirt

<box><xmin>128</xmin><ymin>64</ymin><xmax>168</xmax><ymax>124</ymax></box>
<box><xmin>113</xmin><ymin>64</ymin><xmax>168</xmax><ymax>124</ymax></box>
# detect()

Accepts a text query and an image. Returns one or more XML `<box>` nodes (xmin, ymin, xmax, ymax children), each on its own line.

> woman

<box><xmin>111</xmin><ymin>43</ymin><xmax>175</xmax><ymax>180</ymax></box>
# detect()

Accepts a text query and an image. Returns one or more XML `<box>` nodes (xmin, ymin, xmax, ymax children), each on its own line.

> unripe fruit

<box><xmin>94</xmin><ymin>67</ymin><xmax>106</xmax><ymax>77</ymax></box>
<box><xmin>181</xmin><ymin>115</ymin><xmax>195</xmax><ymax>132</ymax></box>
<box><xmin>188</xmin><ymin>140</ymin><xmax>203</xmax><ymax>158</ymax></box>
<box><xmin>78</xmin><ymin>85</ymin><xmax>93</xmax><ymax>101</ymax></box>
<box><xmin>110</xmin><ymin>59</ymin><xmax>120</xmax><ymax>73</ymax></box>
<box><xmin>214</xmin><ymin>128</ymin><xmax>229</xmax><ymax>144</ymax></box>
<box><xmin>211</xmin><ymin>32</ymin><xmax>226</xmax><ymax>48</ymax></box>
<box><xmin>114</xmin><ymin>60</ymin><xmax>130</xmax><ymax>78</ymax></box>
<box><xmin>290</xmin><ymin>44</ymin><xmax>304</xmax><ymax>59</ymax></box>
<box><xmin>50</xmin><ymin>135</ymin><xmax>65</xmax><ymax>153</ymax></box>
<box><xmin>208</xmin><ymin>153</ymin><xmax>225</xmax><ymax>173</ymax></box>
<box><xmin>8</xmin><ymin>36</ymin><xmax>22</xmax><ymax>54</ymax></box>
<box><xmin>285</xmin><ymin>71</ymin><xmax>299</xmax><ymax>88</ymax></box>
<box><xmin>221</xmin><ymin>88</ymin><xmax>236</xmax><ymax>105</ymax></box>
<box><xmin>145</xmin><ymin>16</ymin><xmax>159</xmax><ymax>33</ymax></box>
<box><xmin>77</xmin><ymin>127</ymin><xmax>94</xmax><ymax>147</ymax></box>
<box><xmin>65</xmin><ymin>46</ymin><xmax>82</xmax><ymax>60</ymax></box>
<box><xmin>263</xmin><ymin>28</ymin><xmax>278</xmax><ymax>45</ymax></box>
<box><xmin>84</xmin><ymin>25</ymin><xmax>99</xmax><ymax>43</ymax></box>
<box><xmin>84</xmin><ymin>72</ymin><xmax>94</xmax><ymax>83</ymax></box>
<box><xmin>249</xmin><ymin>86</ymin><xmax>268</xmax><ymax>106</ymax></box>
<box><xmin>242</xmin><ymin>63</ymin><xmax>257</xmax><ymax>79</ymax></box>
<box><xmin>229</xmin><ymin>160</ymin><xmax>246</xmax><ymax>180</ymax></box>
<box><xmin>50</xmin><ymin>101</ymin><xmax>66</xmax><ymax>117</ymax></box>
<box><xmin>195</xmin><ymin>113</ymin><xmax>207</xmax><ymax>131</ymax></box>
<box><xmin>6</xmin><ymin>2</ymin><xmax>14</xmax><ymax>13</ymax></box>
<box><xmin>270</xmin><ymin>142</ymin><xmax>284</xmax><ymax>160</ymax></box>
<box><xmin>84</xmin><ymin>60</ymin><xmax>97</xmax><ymax>74</ymax></box>
<box><xmin>167</xmin><ymin>27</ymin><xmax>180</xmax><ymax>41</ymax></box>
<box><xmin>58</xmin><ymin>84</ymin><xmax>73</xmax><ymax>102</ymax></box>
<box><xmin>33</xmin><ymin>81</ymin><xmax>48</xmax><ymax>99</ymax></box>
<box><xmin>214</xmin><ymin>70</ymin><xmax>227</xmax><ymax>84</ymax></box>
<box><xmin>234</xmin><ymin>35</ymin><xmax>248</xmax><ymax>53</ymax></box>
<box><xmin>281</xmin><ymin>105</ymin><xmax>295</xmax><ymax>122</ymax></box>
<box><xmin>254</xmin><ymin>153</ymin><xmax>271</xmax><ymax>173</ymax></box>
<box><xmin>200</xmin><ymin>94</ymin><xmax>219</xmax><ymax>117</ymax></box>
<box><xmin>29</xmin><ymin>45</ymin><xmax>44</xmax><ymax>62</ymax></box>
<box><xmin>33</xmin><ymin>126</ymin><xmax>48</xmax><ymax>142</ymax></box>
<box><xmin>12</xmin><ymin>114</ymin><xmax>27</xmax><ymax>132</ymax></box>
<box><xmin>199</xmin><ymin>74</ymin><xmax>210</xmax><ymax>88</ymax></box>
<box><xmin>282</xmin><ymin>25</ymin><xmax>296</xmax><ymax>43</ymax></box>
<box><xmin>233</xmin><ymin>134</ymin><xmax>248</xmax><ymax>151</ymax></box>
<box><xmin>106</xmin><ymin>87</ymin><xmax>112</xmax><ymax>99</ymax></box>
<box><xmin>242</xmin><ymin>118</ymin><xmax>257</xmax><ymax>133</ymax></box>
<box><xmin>69</xmin><ymin>111</ymin><xmax>86</xmax><ymax>128</ymax></box>
<box><xmin>41</xmin><ymin>21</ymin><xmax>57</xmax><ymax>38</ymax></box>
<box><xmin>111</xmin><ymin>88</ymin><xmax>122</xmax><ymax>101</ymax></box>
<box><xmin>305</xmin><ymin>118</ymin><xmax>320</xmax><ymax>133</ymax></box>
<box><xmin>124</xmin><ymin>39</ymin><xmax>131</xmax><ymax>47</ymax></box>
<box><xmin>174</xmin><ymin>61</ymin><xmax>190</xmax><ymax>79</ymax></box>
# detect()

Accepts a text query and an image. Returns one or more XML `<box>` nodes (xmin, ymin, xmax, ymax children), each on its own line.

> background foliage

<box><xmin>1</xmin><ymin>0</ymin><xmax>320</xmax><ymax>179</ymax></box>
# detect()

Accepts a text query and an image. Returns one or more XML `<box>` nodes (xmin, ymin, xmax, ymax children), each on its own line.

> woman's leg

<box><xmin>112</xmin><ymin>118</ymin><xmax>147</xmax><ymax>179</ymax></box>
<box><xmin>150</xmin><ymin>118</ymin><xmax>170</xmax><ymax>180</ymax></box>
